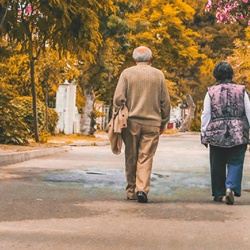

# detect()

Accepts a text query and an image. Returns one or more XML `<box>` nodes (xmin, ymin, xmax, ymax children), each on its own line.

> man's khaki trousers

<box><xmin>122</xmin><ymin>120</ymin><xmax>160</xmax><ymax>199</ymax></box>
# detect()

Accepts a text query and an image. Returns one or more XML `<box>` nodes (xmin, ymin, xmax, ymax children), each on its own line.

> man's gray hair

<box><xmin>132</xmin><ymin>46</ymin><xmax>152</xmax><ymax>62</ymax></box>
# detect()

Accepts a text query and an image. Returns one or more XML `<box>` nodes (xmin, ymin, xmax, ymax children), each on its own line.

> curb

<box><xmin>0</xmin><ymin>146</ymin><xmax>70</xmax><ymax>167</ymax></box>
<box><xmin>69</xmin><ymin>141</ymin><xmax>110</xmax><ymax>147</ymax></box>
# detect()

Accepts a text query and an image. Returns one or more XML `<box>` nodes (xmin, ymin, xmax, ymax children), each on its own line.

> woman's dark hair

<box><xmin>213</xmin><ymin>62</ymin><xmax>234</xmax><ymax>81</ymax></box>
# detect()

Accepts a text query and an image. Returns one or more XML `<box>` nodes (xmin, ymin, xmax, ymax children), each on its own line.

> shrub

<box><xmin>47</xmin><ymin>107</ymin><xmax>59</xmax><ymax>135</ymax></box>
<box><xmin>11</xmin><ymin>96</ymin><xmax>46</xmax><ymax>134</ymax></box>
<box><xmin>0</xmin><ymin>85</ymin><xmax>29</xmax><ymax>145</ymax></box>
<box><xmin>11</xmin><ymin>96</ymin><xmax>59</xmax><ymax>140</ymax></box>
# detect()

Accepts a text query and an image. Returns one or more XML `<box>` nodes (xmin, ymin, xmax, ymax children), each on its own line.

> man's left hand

<box><xmin>159</xmin><ymin>125</ymin><xmax>166</xmax><ymax>135</ymax></box>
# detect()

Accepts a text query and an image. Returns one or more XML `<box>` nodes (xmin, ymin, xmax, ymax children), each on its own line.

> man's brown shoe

<box><xmin>136</xmin><ymin>191</ymin><xmax>148</xmax><ymax>203</ymax></box>
<box><xmin>213</xmin><ymin>196</ymin><xmax>223</xmax><ymax>202</ymax></box>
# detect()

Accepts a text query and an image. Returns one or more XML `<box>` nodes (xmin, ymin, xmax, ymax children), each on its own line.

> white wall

<box><xmin>55</xmin><ymin>81</ymin><xmax>80</xmax><ymax>134</ymax></box>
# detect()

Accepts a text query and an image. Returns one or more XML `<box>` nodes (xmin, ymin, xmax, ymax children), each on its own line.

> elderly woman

<box><xmin>201</xmin><ymin>62</ymin><xmax>250</xmax><ymax>205</ymax></box>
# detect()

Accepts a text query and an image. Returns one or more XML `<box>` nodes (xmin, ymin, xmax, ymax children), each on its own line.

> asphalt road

<box><xmin>0</xmin><ymin>133</ymin><xmax>250</xmax><ymax>250</ymax></box>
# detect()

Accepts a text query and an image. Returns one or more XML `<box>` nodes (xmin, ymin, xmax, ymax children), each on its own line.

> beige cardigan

<box><xmin>113</xmin><ymin>63</ymin><xmax>171</xmax><ymax>127</ymax></box>
<box><xmin>106</xmin><ymin>105</ymin><xmax>128</xmax><ymax>154</ymax></box>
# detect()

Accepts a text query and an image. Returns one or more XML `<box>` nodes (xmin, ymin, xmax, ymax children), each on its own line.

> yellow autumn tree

<box><xmin>126</xmin><ymin>0</ymin><xmax>205</xmax><ymax>102</ymax></box>
<box><xmin>129</xmin><ymin>1</ymin><xmax>199</xmax><ymax>61</ymax></box>
<box><xmin>124</xmin><ymin>0</ymin><xmax>206</xmax><ymax>131</ymax></box>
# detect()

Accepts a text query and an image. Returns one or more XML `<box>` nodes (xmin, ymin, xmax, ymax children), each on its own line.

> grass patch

<box><xmin>0</xmin><ymin>129</ymin><xmax>180</xmax><ymax>152</ymax></box>
<box><xmin>163</xmin><ymin>129</ymin><xmax>179</xmax><ymax>135</ymax></box>
<box><xmin>0</xmin><ymin>131</ymin><xmax>108</xmax><ymax>152</ymax></box>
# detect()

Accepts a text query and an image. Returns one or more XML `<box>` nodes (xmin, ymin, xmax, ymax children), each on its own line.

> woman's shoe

<box><xmin>213</xmin><ymin>196</ymin><xmax>223</xmax><ymax>202</ymax></box>
<box><xmin>226</xmin><ymin>188</ymin><xmax>234</xmax><ymax>205</ymax></box>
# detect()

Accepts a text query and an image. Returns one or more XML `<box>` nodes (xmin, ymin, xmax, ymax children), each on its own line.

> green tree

<box><xmin>0</xmin><ymin>0</ymin><xmax>114</xmax><ymax>141</ymax></box>
<box><xmin>227</xmin><ymin>27</ymin><xmax>250</xmax><ymax>91</ymax></box>
<box><xmin>76</xmin><ymin>0</ymin><xmax>134</xmax><ymax>135</ymax></box>
<box><xmin>37</xmin><ymin>48</ymin><xmax>81</xmax><ymax>129</ymax></box>
<box><xmin>188</xmin><ymin>0</ymin><xmax>246</xmax><ymax>60</ymax></box>
<box><xmin>186</xmin><ymin>0</ymin><xmax>245</xmax><ymax>98</ymax></box>
<box><xmin>0</xmin><ymin>45</ymin><xmax>80</xmax><ymax>133</ymax></box>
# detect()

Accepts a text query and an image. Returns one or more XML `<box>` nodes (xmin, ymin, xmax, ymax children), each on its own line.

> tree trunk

<box><xmin>179</xmin><ymin>94</ymin><xmax>196</xmax><ymax>132</ymax></box>
<box><xmin>29</xmin><ymin>46</ymin><xmax>39</xmax><ymax>142</ymax></box>
<box><xmin>45</xmin><ymin>81</ymin><xmax>48</xmax><ymax>131</ymax></box>
<box><xmin>81</xmin><ymin>85</ymin><xmax>96</xmax><ymax>135</ymax></box>
<box><xmin>0</xmin><ymin>7</ymin><xmax>8</xmax><ymax>35</ymax></box>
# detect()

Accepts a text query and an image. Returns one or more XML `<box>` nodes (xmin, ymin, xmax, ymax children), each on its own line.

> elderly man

<box><xmin>113</xmin><ymin>46</ymin><xmax>171</xmax><ymax>203</ymax></box>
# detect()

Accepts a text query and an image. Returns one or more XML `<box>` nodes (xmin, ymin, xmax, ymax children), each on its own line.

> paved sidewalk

<box><xmin>0</xmin><ymin>133</ymin><xmax>250</xmax><ymax>249</ymax></box>
<box><xmin>0</xmin><ymin>133</ymin><xmax>110</xmax><ymax>167</ymax></box>
<box><xmin>0</xmin><ymin>146</ymin><xmax>70</xmax><ymax>167</ymax></box>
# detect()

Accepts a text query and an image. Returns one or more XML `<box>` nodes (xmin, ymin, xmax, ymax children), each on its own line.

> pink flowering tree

<box><xmin>206</xmin><ymin>0</ymin><xmax>250</xmax><ymax>24</ymax></box>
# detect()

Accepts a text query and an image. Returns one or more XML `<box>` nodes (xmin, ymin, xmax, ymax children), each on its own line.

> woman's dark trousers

<box><xmin>209</xmin><ymin>144</ymin><xmax>247</xmax><ymax>197</ymax></box>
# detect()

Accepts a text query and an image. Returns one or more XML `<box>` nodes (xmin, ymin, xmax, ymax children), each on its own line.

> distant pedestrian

<box><xmin>113</xmin><ymin>46</ymin><xmax>171</xmax><ymax>203</ymax></box>
<box><xmin>201</xmin><ymin>61</ymin><xmax>250</xmax><ymax>205</ymax></box>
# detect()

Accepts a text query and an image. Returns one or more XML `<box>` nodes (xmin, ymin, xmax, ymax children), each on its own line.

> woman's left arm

<box><xmin>201</xmin><ymin>92</ymin><xmax>211</xmax><ymax>136</ymax></box>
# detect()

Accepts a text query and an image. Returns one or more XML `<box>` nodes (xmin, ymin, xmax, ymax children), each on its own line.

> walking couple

<box><xmin>111</xmin><ymin>46</ymin><xmax>250</xmax><ymax>205</ymax></box>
